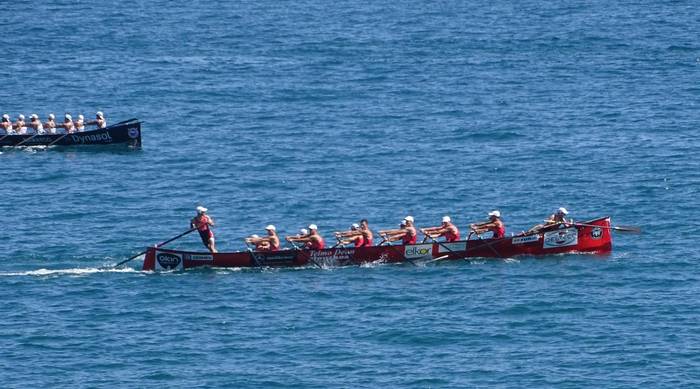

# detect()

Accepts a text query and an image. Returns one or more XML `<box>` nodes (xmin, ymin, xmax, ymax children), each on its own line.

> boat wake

<box><xmin>0</xmin><ymin>267</ymin><xmax>139</xmax><ymax>277</ymax></box>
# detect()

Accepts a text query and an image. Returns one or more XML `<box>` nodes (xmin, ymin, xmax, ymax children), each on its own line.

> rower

<box><xmin>14</xmin><ymin>114</ymin><xmax>27</xmax><ymax>134</ymax></box>
<box><xmin>75</xmin><ymin>114</ymin><xmax>85</xmax><ymax>132</ymax></box>
<box><xmin>360</xmin><ymin>219</ymin><xmax>373</xmax><ymax>246</ymax></box>
<box><xmin>286</xmin><ymin>224</ymin><xmax>325</xmax><ymax>249</ymax></box>
<box><xmin>44</xmin><ymin>114</ymin><xmax>57</xmax><ymax>134</ymax></box>
<box><xmin>527</xmin><ymin>207</ymin><xmax>573</xmax><ymax>233</ymax></box>
<box><xmin>381</xmin><ymin>216</ymin><xmax>417</xmax><ymax>245</ymax></box>
<box><xmin>469</xmin><ymin>210</ymin><xmax>506</xmax><ymax>239</ymax></box>
<box><xmin>334</xmin><ymin>223</ymin><xmax>365</xmax><ymax>247</ymax></box>
<box><xmin>87</xmin><ymin>111</ymin><xmax>107</xmax><ymax>128</ymax></box>
<box><xmin>190</xmin><ymin>206</ymin><xmax>217</xmax><ymax>253</ymax></box>
<box><xmin>1</xmin><ymin>114</ymin><xmax>14</xmax><ymax>135</ymax></box>
<box><xmin>28</xmin><ymin>114</ymin><xmax>45</xmax><ymax>135</ymax></box>
<box><xmin>247</xmin><ymin>225</ymin><xmax>280</xmax><ymax>251</ymax></box>
<box><xmin>62</xmin><ymin>114</ymin><xmax>75</xmax><ymax>134</ymax></box>
<box><xmin>422</xmin><ymin>216</ymin><xmax>460</xmax><ymax>242</ymax></box>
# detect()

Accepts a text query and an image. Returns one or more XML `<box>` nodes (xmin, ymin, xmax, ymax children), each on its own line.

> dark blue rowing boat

<box><xmin>0</xmin><ymin>119</ymin><xmax>141</xmax><ymax>148</ymax></box>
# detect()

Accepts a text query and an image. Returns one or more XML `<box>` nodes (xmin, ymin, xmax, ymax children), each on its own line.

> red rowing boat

<box><xmin>142</xmin><ymin>217</ymin><xmax>613</xmax><ymax>271</ymax></box>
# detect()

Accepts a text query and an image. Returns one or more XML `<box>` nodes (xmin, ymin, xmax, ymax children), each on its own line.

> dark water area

<box><xmin>1</xmin><ymin>0</ymin><xmax>699</xmax><ymax>387</ymax></box>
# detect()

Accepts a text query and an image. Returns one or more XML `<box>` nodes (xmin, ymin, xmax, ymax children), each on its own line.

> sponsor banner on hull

<box><xmin>309</xmin><ymin>248</ymin><xmax>355</xmax><ymax>265</ymax></box>
<box><xmin>543</xmin><ymin>228</ymin><xmax>578</xmax><ymax>249</ymax></box>
<box><xmin>187</xmin><ymin>254</ymin><xmax>213</xmax><ymax>261</ymax></box>
<box><xmin>438</xmin><ymin>242</ymin><xmax>467</xmax><ymax>253</ymax></box>
<box><xmin>512</xmin><ymin>235</ymin><xmax>540</xmax><ymax>245</ymax></box>
<box><xmin>404</xmin><ymin>244</ymin><xmax>433</xmax><ymax>259</ymax></box>
<box><xmin>590</xmin><ymin>227</ymin><xmax>603</xmax><ymax>239</ymax></box>
<box><xmin>253</xmin><ymin>251</ymin><xmax>297</xmax><ymax>266</ymax></box>
<box><xmin>155</xmin><ymin>251</ymin><xmax>183</xmax><ymax>270</ymax></box>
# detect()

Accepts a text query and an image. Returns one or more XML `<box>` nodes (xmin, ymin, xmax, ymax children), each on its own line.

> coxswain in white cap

<box><xmin>28</xmin><ymin>114</ymin><xmax>45</xmax><ymax>135</ymax></box>
<box><xmin>14</xmin><ymin>114</ymin><xmax>28</xmax><ymax>134</ymax></box>
<box><xmin>527</xmin><ymin>207</ymin><xmax>573</xmax><ymax>234</ymax></box>
<box><xmin>379</xmin><ymin>216</ymin><xmax>417</xmax><ymax>245</ymax></box>
<box><xmin>422</xmin><ymin>215</ymin><xmax>460</xmax><ymax>243</ymax></box>
<box><xmin>470</xmin><ymin>210</ymin><xmax>506</xmax><ymax>239</ymax></box>
<box><xmin>44</xmin><ymin>113</ymin><xmax>57</xmax><ymax>134</ymax></box>
<box><xmin>1</xmin><ymin>114</ymin><xmax>14</xmax><ymax>135</ymax></box>
<box><xmin>286</xmin><ymin>224</ymin><xmax>325</xmax><ymax>249</ymax></box>
<box><xmin>190</xmin><ymin>206</ymin><xmax>217</xmax><ymax>253</ymax></box>
<box><xmin>334</xmin><ymin>222</ymin><xmax>367</xmax><ymax>248</ymax></box>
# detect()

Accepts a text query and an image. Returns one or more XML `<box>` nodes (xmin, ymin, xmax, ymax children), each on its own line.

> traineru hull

<box><xmin>0</xmin><ymin>119</ymin><xmax>141</xmax><ymax>147</ymax></box>
<box><xmin>143</xmin><ymin>217</ymin><xmax>613</xmax><ymax>271</ymax></box>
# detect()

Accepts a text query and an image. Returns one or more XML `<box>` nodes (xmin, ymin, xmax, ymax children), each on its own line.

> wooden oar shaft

<box><xmin>574</xmin><ymin>223</ymin><xmax>641</xmax><ymax>233</ymax></box>
<box><xmin>114</xmin><ymin>228</ymin><xmax>196</xmax><ymax>267</ymax></box>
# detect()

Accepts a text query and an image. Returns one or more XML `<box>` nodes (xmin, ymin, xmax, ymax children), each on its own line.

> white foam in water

<box><xmin>0</xmin><ymin>267</ymin><xmax>139</xmax><ymax>277</ymax></box>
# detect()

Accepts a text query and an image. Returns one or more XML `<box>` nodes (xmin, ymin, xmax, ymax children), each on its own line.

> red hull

<box><xmin>142</xmin><ymin>217</ymin><xmax>613</xmax><ymax>271</ymax></box>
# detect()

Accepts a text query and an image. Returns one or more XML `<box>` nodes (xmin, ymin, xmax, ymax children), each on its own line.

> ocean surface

<box><xmin>1</xmin><ymin>0</ymin><xmax>699</xmax><ymax>387</ymax></box>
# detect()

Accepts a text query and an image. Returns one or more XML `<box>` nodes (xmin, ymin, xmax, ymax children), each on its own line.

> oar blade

<box><xmin>613</xmin><ymin>225</ymin><xmax>641</xmax><ymax>234</ymax></box>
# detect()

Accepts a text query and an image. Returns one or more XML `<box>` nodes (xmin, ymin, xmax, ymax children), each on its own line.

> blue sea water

<box><xmin>1</xmin><ymin>0</ymin><xmax>699</xmax><ymax>387</ymax></box>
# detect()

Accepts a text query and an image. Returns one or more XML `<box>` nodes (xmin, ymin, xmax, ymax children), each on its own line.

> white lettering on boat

<box><xmin>512</xmin><ymin>235</ymin><xmax>540</xmax><ymax>245</ymax></box>
<box><xmin>70</xmin><ymin>132</ymin><xmax>113</xmax><ymax>144</ymax></box>
<box><xmin>188</xmin><ymin>254</ymin><xmax>213</xmax><ymax>261</ymax></box>
<box><xmin>310</xmin><ymin>248</ymin><xmax>355</xmax><ymax>262</ymax></box>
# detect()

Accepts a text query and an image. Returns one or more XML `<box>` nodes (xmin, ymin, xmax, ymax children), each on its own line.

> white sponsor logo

<box><xmin>155</xmin><ymin>251</ymin><xmax>183</xmax><ymax>270</ymax></box>
<box><xmin>512</xmin><ymin>235</ymin><xmax>540</xmax><ymax>245</ymax></box>
<box><xmin>404</xmin><ymin>244</ymin><xmax>433</xmax><ymax>259</ymax></box>
<box><xmin>438</xmin><ymin>242</ymin><xmax>466</xmax><ymax>253</ymax></box>
<box><xmin>591</xmin><ymin>227</ymin><xmax>602</xmax><ymax>239</ymax></box>
<box><xmin>543</xmin><ymin>228</ymin><xmax>578</xmax><ymax>248</ymax></box>
<box><xmin>70</xmin><ymin>132</ymin><xmax>113</xmax><ymax>144</ymax></box>
<box><xmin>310</xmin><ymin>248</ymin><xmax>355</xmax><ymax>262</ymax></box>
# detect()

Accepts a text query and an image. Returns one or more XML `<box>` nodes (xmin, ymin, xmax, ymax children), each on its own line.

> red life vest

<box><xmin>402</xmin><ymin>228</ymin><xmax>417</xmax><ymax>245</ymax></box>
<box><xmin>442</xmin><ymin>226</ymin><xmax>460</xmax><ymax>242</ymax></box>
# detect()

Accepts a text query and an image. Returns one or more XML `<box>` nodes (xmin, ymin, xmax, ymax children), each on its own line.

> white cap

<box><xmin>78</xmin><ymin>114</ymin><xmax>84</xmax><ymax>120</ymax></box>
<box><xmin>65</xmin><ymin>114</ymin><xmax>72</xmax><ymax>120</ymax></box>
<box><xmin>30</xmin><ymin>114</ymin><xmax>38</xmax><ymax>119</ymax></box>
<box><xmin>351</xmin><ymin>223</ymin><xmax>360</xmax><ymax>229</ymax></box>
<box><xmin>96</xmin><ymin>111</ymin><xmax>104</xmax><ymax>118</ymax></box>
<box><xmin>48</xmin><ymin>113</ymin><xmax>55</xmax><ymax>119</ymax></box>
<box><xmin>442</xmin><ymin>216</ymin><xmax>451</xmax><ymax>223</ymax></box>
<box><xmin>196</xmin><ymin>206</ymin><xmax>207</xmax><ymax>213</ymax></box>
<box><xmin>299</xmin><ymin>228</ymin><xmax>308</xmax><ymax>235</ymax></box>
<box><xmin>404</xmin><ymin>216</ymin><xmax>414</xmax><ymax>223</ymax></box>
<box><xmin>400</xmin><ymin>220</ymin><xmax>407</xmax><ymax>226</ymax></box>
<box><xmin>18</xmin><ymin>114</ymin><xmax>25</xmax><ymax>120</ymax></box>
<box><xmin>308</xmin><ymin>224</ymin><xmax>318</xmax><ymax>230</ymax></box>
<box><xmin>251</xmin><ymin>234</ymin><xmax>260</xmax><ymax>239</ymax></box>
<box><xmin>557</xmin><ymin>207</ymin><xmax>569</xmax><ymax>215</ymax></box>
<box><xmin>488</xmin><ymin>210</ymin><xmax>501</xmax><ymax>218</ymax></box>
<box><xmin>1</xmin><ymin>114</ymin><xmax>8</xmax><ymax>120</ymax></box>
<box><xmin>265</xmin><ymin>224</ymin><xmax>276</xmax><ymax>231</ymax></box>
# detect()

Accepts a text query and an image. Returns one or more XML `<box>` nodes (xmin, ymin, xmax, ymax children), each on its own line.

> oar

<box><xmin>0</xmin><ymin>132</ymin><xmax>14</xmax><ymax>143</ymax></box>
<box><xmin>45</xmin><ymin>132</ymin><xmax>70</xmax><ymax>147</ymax></box>
<box><xmin>113</xmin><ymin>227</ymin><xmax>196</xmax><ymax>267</ymax></box>
<box><xmin>244</xmin><ymin>239</ymin><xmax>262</xmax><ymax>267</ymax></box>
<box><xmin>14</xmin><ymin>133</ymin><xmax>42</xmax><ymax>147</ymax></box>
<box><xmin>289</xmin><ymin>241</ymin><xmax>323</xmax><ymax>268</ymax></box>
<box><xmin>574</xmin><ymin>223</ymin><xmax>641</xmax><ymax>234</ymax></box>
<box><xmin>421</xmin><ymin>229</ymin><xmax>461</xmax><ymax>258</ymax></box>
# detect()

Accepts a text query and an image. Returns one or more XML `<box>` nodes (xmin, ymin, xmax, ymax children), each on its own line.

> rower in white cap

<box><xmin>334</xmin><ymin>223</ymin><xmax>366</xmax><ymax>247</ymax></box>
<box><xmin>190</xmin><ymin>206</ymin><xmax>217</xmax><ymax>253</ymax></box>
<box><xmin>75</xmin><ymin>114</ymin><xmax>85</xmax><ymax>132</ymax></box>
<box><xmin>27</xmin><ymin>114</ymin><xmax>45</xmax><ymax>135</ymax></box>
<box><xmin>1</xmin><ymin>114</ymin><xmax>14</xmax><ymax>135</ymax></box>
<box><xmin>246</xmin><ymin>225</ymin><xmax>280</xmax><ymax>251</ymax></box>
<box><xmin>527</xmin><ymin>207</ymin><xmax>572</xmax><ymax>233</ymax></box>
<box><xmin>422</xmin><ymin>215</ymin><xmax>461</xmax><ymax>242</ymax></box>
<box><xmin>62</xmin><ymin>114</ymin><xmax>75</xmax><ymax>134</ymax></box>
<box><xmin>286</xmin><ymin>224</ymin><xmax>325</xmax><ymax>249</ymax></box>
<box><xmin>380</xmin><ymin>216</ymin><xmax>417</xmax><ymax>245</ymax></box>
<box><xmin>44</xmin><ymin>113</ymin><xmax>57</xmax><ymax>134</ymax></box>
<box><xmin>14</xmin><ymin>114</ymin><xmax>27</xmax><ymax>134</ymax></box>
<box><xmin>87</xmin><ymin>111</ymin><xmax>107</xmax><ymax>129</ymax></box>
<box><xmin>469</xmin><ymin>210</ymin><xmax>506</xmax><ymax>239</ymax></box>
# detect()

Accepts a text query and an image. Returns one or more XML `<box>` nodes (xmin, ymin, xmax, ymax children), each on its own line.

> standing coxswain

<box><xmin>469</xmin><ymin>210</ymin><xmax>506</xmax><ymax>239</ymax></box>
<box><xmin>422</xmin><ymin>216</ymin><xmax>460</xmax><ymax>242</ymax></box>
<box><xmin>286</xmin><ymin>224</ymin><xmax>325</xmax><ymax>249</ymax></box>
<box><xmin>190</xmin><ymin>206</ymin><xmax>217</xmax><ymax>253</ymax></box>
<box><xmin>44</xmin><ymin>113</ymin><xmax>57</xmax><ymax>134</ymax></box>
